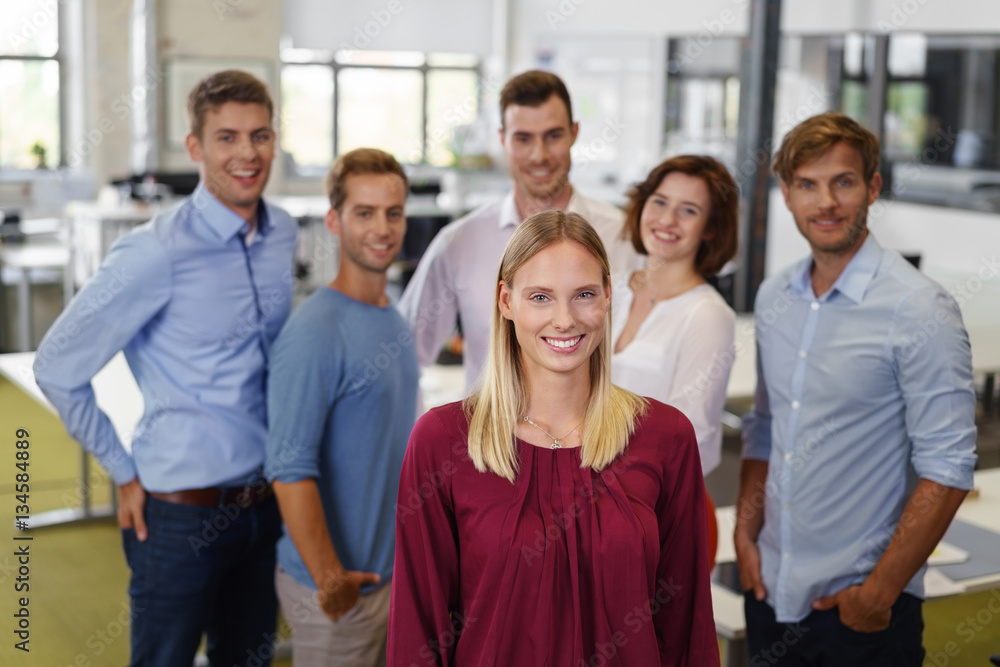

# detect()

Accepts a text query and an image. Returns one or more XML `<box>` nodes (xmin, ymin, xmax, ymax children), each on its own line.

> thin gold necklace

<box><xmin>521</xmin><ymin>417</ymin><xmax>581</xmax><ymax>449</ymax></box>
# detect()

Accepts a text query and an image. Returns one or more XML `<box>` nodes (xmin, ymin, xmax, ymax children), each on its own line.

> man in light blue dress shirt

<box><xmin>33</xmin><ymin>71</ymin><xmax>296</xmax><ymax>667</ymax></box>
<box><xmin>735</xmin><ymin>111</ymin><xmax>976</xmax><ymax>666</ymax></box>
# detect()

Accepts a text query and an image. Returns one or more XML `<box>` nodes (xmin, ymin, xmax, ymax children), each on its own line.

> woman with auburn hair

<box><xmin>388</xmin><ymin>210</ymin><xmax>718</xmax><ymax>666</ymax></box>
<box><xmin>613</xmin><ymin>155</ymin><xmax>739</xmax><ymax>476</ymax></box>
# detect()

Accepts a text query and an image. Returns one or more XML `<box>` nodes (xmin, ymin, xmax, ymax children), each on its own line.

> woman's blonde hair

<box><xmin>463</xmin><ymin>210</ymin><xmax>647</xmax><ymax>482</ymax></box>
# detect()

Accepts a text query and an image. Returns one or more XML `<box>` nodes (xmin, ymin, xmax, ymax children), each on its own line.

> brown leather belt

<box><xmin>149</xmin><ymin>481</ymin><xmax>273</xmax><ymax>508</ymax></box>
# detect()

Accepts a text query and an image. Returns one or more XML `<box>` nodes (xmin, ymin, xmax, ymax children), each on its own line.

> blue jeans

<box><xmin>744</xmin><ymin>591</ymin><xmax>925</xmax><ymax>666</ymax></box>
<box><xmin>121</xmin><ymin>493</ymin><xmax>281</xmax><ymax>667</ymax></box>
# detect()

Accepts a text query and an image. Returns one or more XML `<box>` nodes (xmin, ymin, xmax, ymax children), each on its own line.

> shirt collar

<box><xmin>787</xmin><ymin>232</ymin><xmax>883</xmax><ymax>303</ymax></box>
<box><xmin>498</xmin><ymin>187</ymin><xmax>582</xmax><ymax>230</ymax></box>
<box><xmin>190</xmin><ymin>181</ymin><xmax>271</xmax><ymax>242</ymax></box>
<box><xmin>499</xmin><ymin>192</ymin><xmax>519</xmax><ymax>229</ymax></box>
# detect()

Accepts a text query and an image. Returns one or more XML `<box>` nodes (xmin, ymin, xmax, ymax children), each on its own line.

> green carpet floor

<box><xmin>0</xmin><ymin>374</ymin><xmax>997</xmax><ymax>665</ymax></box>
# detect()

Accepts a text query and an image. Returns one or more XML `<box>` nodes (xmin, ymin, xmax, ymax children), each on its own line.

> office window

<box><xmin>425</xmin><ymin>68</ymin><xmax>479</xmax><ymax>166</ymax></box>
<box><xmin>280</xmin><ymin>49</ymin><xmax>480</xmax><ymax>173</ymax></box>
<box><xmin>0</xmin><ymin>4</ymin><xmax>62</xmax><ymax>169</ymax></box>
<box><xmin>281</xmin><ymin>64</ymin><xmax>334</xmax><ymax>172</ymax></box>
<box><xmin>664</xmin><ymin>38</ymin><xmax>742</xmax><ymax>164</ymax></box>
<box><xmin>338</xmin><ymin>67</ymin><xmax>423</xmax><ymax>160</ymax></box>
<box><xmin>836</xmin><ymin>34</ymin><xmax>1000</xmax><ymax>212</ymax></box>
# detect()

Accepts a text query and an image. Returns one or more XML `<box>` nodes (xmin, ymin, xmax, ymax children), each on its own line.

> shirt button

<box><xmin>783</xmin><ymin>552</ymin><xmax>790</xmax><ymax>560</ymax></box>
<box><xmin>791</xmin><ymin>400</ymin><xmax>800</xmax><ymax>409</ymax></box>
<box><xmin>798</xmin><ymin>350</ymin><xmax>806</xmax><ymax>358</ymax></box>
<box><xmin>811</xmin><ymin>301</ymin><xmax>819</xmax><ymax>310</ymax></box>
<box><xmin>783</xmin><ymin>504</ymin><xmax>790</xmax><ymax>511</ymax></box>
<box><xmin>784</xmin><ymin>453</ymin><xmax>792</xmax><ymax>462</ymax></box>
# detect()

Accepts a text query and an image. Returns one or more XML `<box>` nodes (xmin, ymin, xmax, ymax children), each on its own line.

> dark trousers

<box><xmin>744</xmin><ymin>591</ymin><xmax>925</xmax><ymax>667</ymax></box>
<box><xmin>121</xmin><ymin>494</ymin><xmax>281</xmax><ymax>667</ymax></box>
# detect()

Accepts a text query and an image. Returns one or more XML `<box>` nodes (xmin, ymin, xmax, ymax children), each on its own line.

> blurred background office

<box><xmin>1</xmin><ymin>1</ymin><xmax>999</xmax><ymax>665</ymax></box>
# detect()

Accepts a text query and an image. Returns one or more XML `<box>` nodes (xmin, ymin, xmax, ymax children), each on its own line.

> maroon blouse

<box><xmin>388</xmin><ymin>399</ymin><xmax>719</xmax><ymax>667</ymax></box>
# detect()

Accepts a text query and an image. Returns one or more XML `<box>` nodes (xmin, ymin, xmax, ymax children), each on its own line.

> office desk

<box><xmin>0</xmin><ymin>351</ymin><xmax>140</xmax><ymax>527</ymax></box>
<box><xmin>1</xmin><ymin>239</ymin><xmax>72</xmax><ymax>351</ymax></box>
<box><xmin>725</xmin><ymin>314</ymin><xmax>756</xmax><ymax>407</ymax></box>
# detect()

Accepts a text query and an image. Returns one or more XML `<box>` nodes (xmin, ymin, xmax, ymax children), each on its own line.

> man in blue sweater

<box><xmin>265</xmin><ymin>148</ymin><xmax>418</xmax><ymax>667</ymax></box>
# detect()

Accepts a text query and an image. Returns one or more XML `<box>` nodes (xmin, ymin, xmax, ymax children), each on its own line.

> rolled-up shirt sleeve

<box><xmin>264</xmin><ymin>321</ymin><xmax>338</xmax><ymax>484</ymax></box>
<box><xmin>32</xmin><ymin>231</ymin><xmax>171</xmax><ymax>485</ymax></box>
<box><xmin>892</xmin><ymin>287</ymin><xmax>977</xmax><ymax>489</ymax></box>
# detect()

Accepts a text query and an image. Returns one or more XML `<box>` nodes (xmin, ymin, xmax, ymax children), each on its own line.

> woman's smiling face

<box><xmin>498</xmin><ymin>239</ymin><xmax>610</xmax><ymax>382</ymax></box>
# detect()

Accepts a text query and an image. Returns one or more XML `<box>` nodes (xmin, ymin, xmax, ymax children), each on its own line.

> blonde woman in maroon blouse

<box><xmin>388</xmin><ymin>210</ymin><xmax>718</xmax><ymax>666</ymax></box>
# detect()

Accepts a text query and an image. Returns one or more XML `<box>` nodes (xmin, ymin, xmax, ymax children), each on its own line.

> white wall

<box><xmin>284</xmin><ymin>0</ymin><xmax>496</xmax><ymax>56</ymax></box>
<box><xmin>766</xmin><ymin>187</ymin><xmax>1000</xmax><ymax>300</ymax></box>
<box><xmin>508</xmin><ymin>0</ymin><xmax>749</xmax><ymax>76</ymax></box>
<box><xmin>158</xmin><ymin>0</ymin><xmax>284</xmax><ymax>190</ymax></box>
<box><xmin>66</xmin><ymin>0</ymin><xmax>283</xmax><ymax>190</ymax></box>
<box><xmin>73</xmin><ymin>0</ymin><xmax>132</xmax><ymax>188</ymax></box>
<box><xmin>869</xmin><ymin>0</ymin><xmax>1000</xmax><ymax>34</ymax></box>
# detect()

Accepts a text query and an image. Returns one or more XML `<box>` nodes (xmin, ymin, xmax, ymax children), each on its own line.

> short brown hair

<box><xmin>324</xmin><ymin>148</ymin><xmax>409</xmax><ymax>210</ymax></box>
<box><xmin>622</xmin><ymin>155</ymin><xmax>739</xmax><ymax>277</ymax></box>
<box><xmin>187</xmin><ymin>70</ymin><xmax>274</xmax><ymax>139</ymax></box>
<box><xmin>772</xmin><ymin>111</ymin><xmax>880</xmax><ymax>184</ymax></box>
<box><xmin>499</xmin><ymin>70</ymin><xmax>573</xmax><ymax>129</ymax></box>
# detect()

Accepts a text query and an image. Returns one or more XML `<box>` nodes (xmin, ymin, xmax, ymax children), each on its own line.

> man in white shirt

<box><xmin>398</xmin><ymin>70</ymin><xmax>641</xmax><ymax>390</ymax></box>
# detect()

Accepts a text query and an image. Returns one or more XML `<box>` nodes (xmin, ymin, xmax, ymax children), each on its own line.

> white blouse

<box><xmin>611</xmin><ymin>281</ymin><xmax>736</xmax><ymax>475</ymax></box>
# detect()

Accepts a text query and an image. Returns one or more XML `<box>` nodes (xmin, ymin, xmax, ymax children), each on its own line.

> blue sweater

<box><xmin>265</xmin><ymin>287</ymin><xmax>419</xmax><ymax>591</ymax></box>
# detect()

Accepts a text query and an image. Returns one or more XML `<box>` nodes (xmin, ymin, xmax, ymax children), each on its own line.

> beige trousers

<box><xmin>275</xmin><ymin>566</ymin><xmax>390</xmax><ymax>667</ymax></box>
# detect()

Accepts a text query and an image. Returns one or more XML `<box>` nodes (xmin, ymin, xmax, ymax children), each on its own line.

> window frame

<box><xmin>280</xmin><ymin>51</ymin><xmax>481</xmax><ymax>177</ymax></box>
<box><xmin>0</xmin><ymin>8</ymin><xmax>65</xmax><ymax>170</ymax></box>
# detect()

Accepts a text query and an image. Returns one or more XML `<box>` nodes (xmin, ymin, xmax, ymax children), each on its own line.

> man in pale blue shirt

<box><xmin>398</xmin><ymin>70</ymin><xmax>641</xmax><ymax>392</ymax></box>
<box><xmin>265</xmin><ymin>148</ymin><xmax>418</xmax><ymax>667</ymax></box>
<box><xmin>735</xmin><ymin>111</ymin><xmax>976</xmax><ymax>665</ymax></box>
<box><xmin>33</xmin><ymin>70</ymin><xmax>296</xmax><ymax>667</ymax></box>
